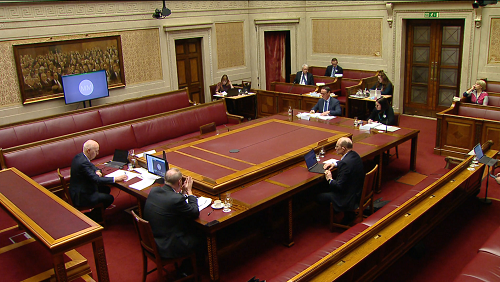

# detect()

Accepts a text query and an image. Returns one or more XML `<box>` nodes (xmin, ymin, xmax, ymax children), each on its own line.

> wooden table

<box><xmin>0</xmin><ymin>168</ymin><xmax>109</xmax><ymax>282</ymax></box>
<box><xmin>112</xmin><ymin>113</ymin><xmax>419</xmax><ymax>281</ymax></box>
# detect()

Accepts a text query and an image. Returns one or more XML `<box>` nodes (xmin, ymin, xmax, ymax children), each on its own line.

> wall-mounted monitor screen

<box><xmin>62</xmin><ymin>70</ymin><xmax>109</xmax><ymax>104</ymax></box>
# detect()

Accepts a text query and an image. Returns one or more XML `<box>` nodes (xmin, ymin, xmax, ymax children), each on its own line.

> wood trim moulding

<box><xmin>163</xmin><ymin>23</ymin><xmax>212</xmax><ymax>32</ymax></box>
<box><xmin>254</xmin><ymin>18</ymin><xmax>300</xmax><ymax>25</ymax></box>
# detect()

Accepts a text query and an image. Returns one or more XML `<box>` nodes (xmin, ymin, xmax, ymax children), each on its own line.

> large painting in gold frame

<box><xmin>13</xmin><ymin>35</ymin><xmax>125</xmax><ymax>105</ymax></box>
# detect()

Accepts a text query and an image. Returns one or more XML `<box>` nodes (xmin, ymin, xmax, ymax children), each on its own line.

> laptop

<box><xmin>226</xmin><ymin>88</ymin><xmax>241</xmax><ymax>97</ymax></box>
<box><xmin>473</xmin><ymin>143</ymin><xmax>498</xmax><ymax>167</ymax></box>
<box><xmin>145</xmin><ymin>154</ymin><xmax>168</xmax><ymax>178</ymax></box>
<box><xmin>304</xmin><ymin>149</ymin><xmax>326</xmax><ymax>174</ymax></box>
<box><xmin>105</xmin><ymin>149</ymin><xmax>129</xmax><ymax>169</ymax></box>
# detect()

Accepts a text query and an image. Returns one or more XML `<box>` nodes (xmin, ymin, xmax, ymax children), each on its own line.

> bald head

<box><xmin>165</xmin><ymin>168</ymin><xmax>183</xmax><ymax>187</ymax></box>
<box><xmin>337</xmin><ymin>137</ymin><xmax>353</xmax><ymax>149</ymax></box>
<box><xmin>83</xmin><ymin>140</ymin><xmax>100</xmax><ymax>160</ymax></box>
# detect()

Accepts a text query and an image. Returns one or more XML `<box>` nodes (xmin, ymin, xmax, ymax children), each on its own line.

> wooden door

<box><xmin>404</xmin><ymin>19</ymin><xmax>464</xmax><ymax>117</ymax></box>
<box><xmin>175</xmin><ymin>38</ymin><xmax>204</xmax><ymax>103</ymax></box>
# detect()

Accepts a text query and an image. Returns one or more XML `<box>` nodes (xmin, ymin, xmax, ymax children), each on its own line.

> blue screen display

<box><xmin>62</xmin><ymin>70</ymin><xmax>109</xmax><ymax>104</ymax></box>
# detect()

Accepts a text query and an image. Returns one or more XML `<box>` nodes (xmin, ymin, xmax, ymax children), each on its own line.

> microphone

<box><xmin>224</xmin><ymin>124</ymin><xmax>229</xmax><ymax>132</ymax></box>
<box><xmin>289</xmin><ymin>81</ymin><xmax>296</xmax><ymax>93</ymax></box>
<box><xmin>383</xmin><ymin>113</ymin><xmax>388</xmax><ymax>133</ymax></box>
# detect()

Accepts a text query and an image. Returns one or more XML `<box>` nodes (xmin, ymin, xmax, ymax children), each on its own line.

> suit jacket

<box><xmin>293</xmin><ymin>71</ymin><xmax>315</xmax><ymax>85</ymax></box>
<box><xmin>328</xmin><ymin>150</ymin><xmax>365</xmax><ymax>212</ymax></box>
<box><xmin>69</xmin><ymin>152</ymin><xmax>114</xmax><ymax>207</ymax></box>
<box><xmin>143</xmin><ymin>185</ymin><xmax>200</xmax><ymax>259</ymax></box>
<box><xmin>368</xmin><ymin>106</ymin><xmax>395</xmax><ymax>125</ymax></box>
<box><xmin>325</xmin><ymin>65</ymin><xmax>344</xmax><ymax>77</ymax></box>
<box><xmin>311</xmin><ymin>97</ymin><xmax>342</xmax><ymax>116</ymax></box>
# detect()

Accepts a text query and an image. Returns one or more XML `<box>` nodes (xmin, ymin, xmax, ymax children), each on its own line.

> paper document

<box><xmin>129</xmin><ymin>178</ymin><xmax>156</xmax><ymax>190</ymax></box>
<box><xmin>192</xmin><ymin>196</ymin><xmax>212</xmax><ymax>211</ymax></box>
<box><xmin>373</xmin><ymin>124</ymin><xmax>400</xmax><ymax>132</ymax></box>
<box><xmin>135</xmin><ymin>150</ymin><xmax>156</xmax><ymax>158</ymax></box>
<box><xmin>323</xmin><ymin>158</ymin><xmax>339</xmax><ymax>166</ymax></box>
<box><xmin>105</xmin><ymin>170</ymin><xmax>141</xmax><ymax>179</ymax></box>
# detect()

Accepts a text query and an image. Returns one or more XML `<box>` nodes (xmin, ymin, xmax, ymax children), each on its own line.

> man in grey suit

<box><xmin>310</xmin><ymin>86</ymin><xmax>342</xmax><ymax>116</ymax></box>
<box><xmin>143</xmin><ymin>168</ymin><xmax>203</xmax><ymax>274</ymax></box>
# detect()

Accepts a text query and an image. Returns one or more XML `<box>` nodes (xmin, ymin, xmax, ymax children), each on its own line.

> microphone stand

<box><xmin>478</xmin><ymin>165</ymin><xmax>492</xmax><ymax>205</ymax></box>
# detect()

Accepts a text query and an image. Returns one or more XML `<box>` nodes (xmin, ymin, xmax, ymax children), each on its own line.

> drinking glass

<box><xmin>354</xmin><ymin>117</ymin><xmax>358</xmax><ymax>126</ymax></box>
<box><xmin>319</xmin><ymin>146</ymin><xmax>326</xmax><ymax>158</ymax></box>
<box><xmin>128</xmin><ymin>149</ymin><xmax>136</xmax><ymax>169</ymax></box>
<box><xmin>223</xmin><ymin>193</ymin><xmax>233</xmax><ymax>212</ymax></box>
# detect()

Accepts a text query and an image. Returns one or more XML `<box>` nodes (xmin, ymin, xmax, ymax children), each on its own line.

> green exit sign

<box><xmin>424</xmin><ymin>12</ymin><xmax>439</xmax><ymax>18</ymax></box>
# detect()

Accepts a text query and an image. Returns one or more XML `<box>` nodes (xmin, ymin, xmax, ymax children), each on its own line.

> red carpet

<box><xmin>4</xmin><ymin>115</ymin><xmax>498</xmax><ymax>281</ymax></box>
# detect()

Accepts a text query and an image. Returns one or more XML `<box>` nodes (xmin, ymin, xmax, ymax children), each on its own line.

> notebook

<box><xmin>105</xmin><ymin>149</ymin><xmax>129</xmax><ymax>168</ymax></box>
<box><xmin>145</xmin><ymin>154</ymin><xmax>168</xmax><ymax>178</ymax></box>
<box><xmin>473</xmin><ymin>143</ymin><xmax>498</xmax><ymax>167</ymax></box>
<box><xmin>304</xmin><ymin>149</ymin><xmax>326</xmax><ymax>174</ymax></box>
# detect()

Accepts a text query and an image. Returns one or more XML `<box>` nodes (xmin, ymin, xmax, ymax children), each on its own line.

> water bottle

<box><xmin>288</xmin><ymin>106</ymin><xmax>292</xmax><ymax>116</ymax></box>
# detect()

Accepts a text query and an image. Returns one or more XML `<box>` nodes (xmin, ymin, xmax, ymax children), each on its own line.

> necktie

<box><xmin>301</xmin><ymin>74</ymin><xmax>306</xmax><ymax>85</ymax></box>
<box><xmin>331</xmin><ymin>67</ymin><xmax>335</xmax><ymax>77</ymax></box>
<box><xmin>323</xmin><ymin>99</ymin><xmax>329</xmax><ymax>112</ymax></box>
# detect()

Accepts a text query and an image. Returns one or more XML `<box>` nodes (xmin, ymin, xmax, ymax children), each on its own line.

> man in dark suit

<box><xmin>143</xmin><ymin>168</ymin><xmax>202</xmax><ymax>260</ymax></box>
<box><xmin>310</xmin><ymin>86</ymin><xmax>342</xmax><ymax>116</ymax></box>
<box><xmin>293</xmin><ymin>64</ymin><xmax>315</xmax><ymax>85</ymax></box>
<box><xmin>325</xmin><ymin>58</ymin><xmax>344</xmax><ymax>77</ymax></box>
<box><xmin>69</xmin><ymin>140</ymin><xmax>127</xmax><ymax>216</ymax></box>
<box><xmin>318</xmin><ymin>137</ymin><xmax>365</xmax><ymax>223</ymax></box>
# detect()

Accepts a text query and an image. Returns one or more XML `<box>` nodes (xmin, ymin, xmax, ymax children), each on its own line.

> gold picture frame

<box><xmin>13</xmin><ymin>35</ymin><xmax>126</xmax><ymax>105</ymax></box>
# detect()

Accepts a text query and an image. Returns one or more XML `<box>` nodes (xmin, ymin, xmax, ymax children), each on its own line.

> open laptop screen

<box><xmin>145</xmin><ymin>154</ymin><xmax>167</xmax><ymax>177</ymax></box>
<box><xmin>304</xmin><ymin>149</ymin><xmax>318</xmax><ymax>169</ymax></box>
<box><xmin>473</xmin><ymin>143</ymin><xmax>483</xmax><ymax>159</ymax></box>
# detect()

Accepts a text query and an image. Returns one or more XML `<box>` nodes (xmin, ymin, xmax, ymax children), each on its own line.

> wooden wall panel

<box><xmin>442</xmin><ymin>118</ymin><xmax>475</xmax><ymax>152</ymax></box>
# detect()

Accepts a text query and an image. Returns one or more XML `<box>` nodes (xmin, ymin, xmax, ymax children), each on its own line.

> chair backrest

<box><xmin>200</xmin><ymin>122</ymin><xmax>216</xmax><ymax>134</ymax></box>
<box><xmin>57</xmin><ymin>168</ymin><xmax>74</xmax><ymax>206</ymax></box>
<box><xmin>359</xmin><ymin>164</ymin><xmax>378</xmax><ymax>211</ymax></box>
<box><xmin>394</xmin><ymin>112</ymin><xmax>401</xmax><ymax>126</ymax></box>
<box><xmin>131</xmin><ymin>210</ymin><xmax>161</xmax><ymax>259</ymax></box>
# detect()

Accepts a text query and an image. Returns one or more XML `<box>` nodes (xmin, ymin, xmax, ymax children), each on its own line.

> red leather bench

<box><xmin>0</xmin><ymin>100</ymin><xmax>242</xmax><ymax>191</ymax></box>
<box><xmin>0</xmin><ymin>88</ymin><xmax>191</xmax><ymax>151</ymax></box>
<box><xmin>454</xmin><ymin>227</ymin><xmax>500</xmax><ymax>281</ymax></box>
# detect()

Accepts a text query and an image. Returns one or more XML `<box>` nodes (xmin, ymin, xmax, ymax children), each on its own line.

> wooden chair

<box><xmin>57</xmin><ymin>168</ymin><xmax>106</xmax><ymax>228</ymax></box>
<box><xmin>131</xmin><ymin>210</ymin><xmax>198</xmax><ymax>282</ymax></box>
<box><xmin>200</xmin><ymin>122</ymin><xmax>216</xmax><ymax>134</ymax></box>
<box><xmin>330</xmin><ymin>164</ymin><xmax>378</xmax><ymax>231</ymax></box>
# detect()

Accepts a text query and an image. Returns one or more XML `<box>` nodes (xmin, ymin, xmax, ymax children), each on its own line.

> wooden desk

<box><xmin>219</xmin><ymin>92</ymin><xmax>257</xmax><ymax>120</ymax></box>
<box><xmin>111</xmin><ymin>114</ymin><xmax>419</xmax><ymax>281</ymax></box>
<box><xmin>0</xmin><ymin>168</ymin><xmax>109</xmax><ymax>282</ymax></box>
<box><xmin>346</xmin><ymin>94</ymin><xmax>393</xmax><ymax>119</ymax></box>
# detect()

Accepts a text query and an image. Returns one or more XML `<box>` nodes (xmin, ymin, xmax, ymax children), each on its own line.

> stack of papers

<box><xmin>296</xmin><ymin>112</ymin><xmax>336</xmax><ymax>120</ymax></box>
<box><xmin>359</xmin><ymin>122</ymin><xmax>400</xmax><ymax>132</ymax></box>
<box><xmin>135</xmin><ymin>150</ymin><xmax>156</xmax><ymax>158</ymax></box>
<box><xmin>194</xmin><ymin>196</ymin><xmax>212</xmax><ymax>211</ymax></box>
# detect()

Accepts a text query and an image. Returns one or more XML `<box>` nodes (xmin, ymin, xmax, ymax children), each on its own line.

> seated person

<box><xmin>370</xmin><ymin>70</ymin><xmax>393</xmax><ymax>96</ymax></box>
<box><xmin>143</xmin><ymin>168</ymin><xmax>204</xmax><ymax>275</ymax></box>
<box><xmin>463</xmin><ymin>79</ymin><xmax>488</xmax><ymax>105</ymax></box>
<box><xmin>325</xmin><ymin>58</ymin><xmax>343</xmax><ymax>77</ymax></box>
<box><xmin>318</xmin><ymin>137</ymin><xmax>365</xmax><ymax>224</ymax></box>
<box><xmin>215</xmin><ymin>74</ymin><xmax>233</xmax><ymax>95</ymax></box>
<box><xmin>367</xmin><ymin>97</ymin><xmax>395</xmax><ymax>125</ymax></box>
<box><xmin>310</xmin><ymin>86</ymin><xmax>342</xmax><ymax>116</ymax></box>
<box><xmin>293</xmin><ymin>64</ymin><xmax>315</xmax><ymax>85</ymax></box>
<box><xmin>69</xmin><ymin>140</ymin><xmax>128</xmax><ymax>221</ymax></box>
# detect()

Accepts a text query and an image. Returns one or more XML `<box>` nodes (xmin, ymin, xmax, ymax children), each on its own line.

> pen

<box><xmin>208</xmin><ymin>208</ymin><xmax>214</xmax><ymax>216</ymax></box>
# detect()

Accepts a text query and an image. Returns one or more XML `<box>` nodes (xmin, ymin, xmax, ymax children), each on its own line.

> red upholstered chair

<box><xmin>131</xmin><ymin>210</ymin><xmax>198</xmax><ymax>282</ymax></box>
<box><xmin>57</xmin><ymin>168</ymin><xmax>106</xmax><ymax>229</ymax></box>
<box><xmin>330</xmin><ymin>164</ymin><xmax>378</xmax><ymax>231</ymax></box>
